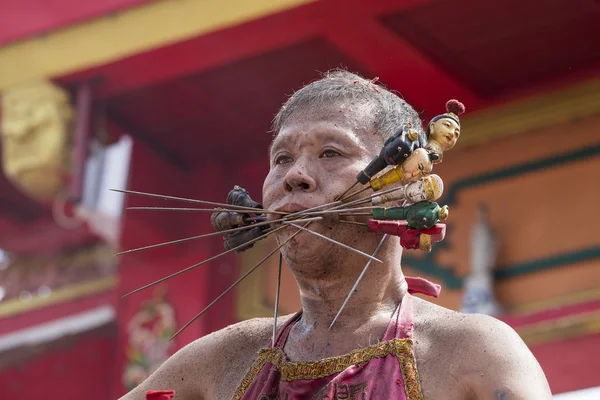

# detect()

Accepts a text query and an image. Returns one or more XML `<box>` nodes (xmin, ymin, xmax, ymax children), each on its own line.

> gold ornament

<box><xmin>1</xmin><ymin>81</ymin><xmax>73</xmax><ymax>200</ymax></box>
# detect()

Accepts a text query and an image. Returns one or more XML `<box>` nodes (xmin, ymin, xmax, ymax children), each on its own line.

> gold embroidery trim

<box><xmin>232</xmin><ymin>338</ymin><xmax>424</xmax><ymax>400</ymax></box>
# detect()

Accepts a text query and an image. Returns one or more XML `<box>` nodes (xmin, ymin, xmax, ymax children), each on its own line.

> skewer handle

<box><xmin>367</xmin><ymin>220</ymin><xmax>446</xmax><ymax>252</ymax></box>
<box><xmin>372</xmin><ymin>202</ymin><xmax>449</xmax><ymax>230</ymax></box>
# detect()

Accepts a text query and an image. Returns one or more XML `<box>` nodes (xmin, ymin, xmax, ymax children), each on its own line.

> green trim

<box><xmin>494</xmin><ymin>246</ymin><xmax>600</xmax><ymax>280</ymax></box>
<box><xmin>403</xmin><ymin>144</ymin><xmax>600</xmax><ymax>289</ymax></box>
<box><xmin>444</xmin><ymin>143</ymin><xmax>600</xmax><ymax>205</ymax></box>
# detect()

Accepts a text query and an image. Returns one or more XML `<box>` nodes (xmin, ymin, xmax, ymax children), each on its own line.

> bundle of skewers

<box><xmin>112</xmin><ymin>99</ymin><xmax>465</xmax><ymax>340</ymax></box>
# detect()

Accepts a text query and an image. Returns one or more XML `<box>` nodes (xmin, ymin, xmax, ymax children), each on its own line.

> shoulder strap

<box><xmin>406</xmin><ymin>276</ymin><xmax>441</xmax><ymax>298</ymax></box>
<box><xmin>381</xmin><ymin>291</ymin><xmax>414</xmax><ymax>340</ymax></box>
<box><xmin>396</xmin><ymin>292</ymin><xmax>415</xmax><ymax>339</ymax></box>
<box><xmin>273</xmin><ymin>310</ymin><xmax>302</xmax><ymax>348</ymax></box>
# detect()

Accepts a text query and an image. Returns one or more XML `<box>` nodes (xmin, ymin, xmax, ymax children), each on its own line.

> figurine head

<box><xmin>426</xmin><ymin>99</ymin><xmax>465</xmax><ymax>151</ymax></box>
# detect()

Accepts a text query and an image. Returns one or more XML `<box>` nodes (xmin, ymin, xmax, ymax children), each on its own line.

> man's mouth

<box><xmin>274</xmin><ymin>203</ymin><xmax>309</xmax><ymax>214</ymax></box>
<box><xmin>445</xmin><ymin>134</ymin><xmax>453</xmax><ymax>142</ymax></box>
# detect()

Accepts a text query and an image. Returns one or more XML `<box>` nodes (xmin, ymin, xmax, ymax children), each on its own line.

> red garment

<box><xmin>233</xmin><ymin>277</ymin><xmax>440</xmax><ymax>400</ymax></box>
<box><xmin>144</xmin><ymin>277</ymin><xmax>441</xmax><ymax>400</ymax></box>
<box><xmin>146</xmin><ymin>390</ymin><xmax>175</xmax><ymax>400</ymax></box>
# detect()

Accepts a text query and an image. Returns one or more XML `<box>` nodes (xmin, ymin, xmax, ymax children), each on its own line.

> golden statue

<box><xmin>1</xmin><ymin>81</ymin><xmax>73</xmax><ymax>200</ymax></box>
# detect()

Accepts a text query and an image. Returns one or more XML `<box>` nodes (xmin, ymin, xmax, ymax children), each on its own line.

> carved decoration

<box><xmin>123</xmin><ymin>288</ymin><xmax>176</xmax><ymax>391</ymax></box>
<box><xmin>1</xmin><ymin>81</ymin><xmax>73</xmax><ymax>200</ymax></box>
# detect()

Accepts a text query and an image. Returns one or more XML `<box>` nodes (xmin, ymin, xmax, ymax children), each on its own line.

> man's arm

<box><xmin>460</xmin><ymin>315</ymin><xmax>552</xmax><ymax>399</ymax></box>
<box><xmin>119</xmin><ymin>316</ymin><xmax>279</xmax><ymax>400</ymax></box>
<box><xmin>119</xmin><ymin>334</ymin><xmax>215</xmax><ymax>400</ymax></box>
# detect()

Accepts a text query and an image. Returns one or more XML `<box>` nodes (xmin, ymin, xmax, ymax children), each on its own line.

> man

<box><xmin>122</xmin><ymin>71</ymin><xmax>552</xmax><ymax>399</ymax></box>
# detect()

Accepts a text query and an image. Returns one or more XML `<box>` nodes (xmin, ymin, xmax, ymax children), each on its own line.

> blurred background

<box><xmin>0</xmin><ymin>0</ymin><xmax>599</xmax><ymax>398</ymax></box>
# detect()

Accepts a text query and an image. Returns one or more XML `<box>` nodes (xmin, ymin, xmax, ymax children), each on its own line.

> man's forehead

<box><xmin>271</xmin><ymin>118</ymin><xmax>367</xmax><ymax>152</ymax></box>
<box><xmin>270</xmin><ymin>107</ymin><xmax>375</xmax><ymax>151</ymax></box>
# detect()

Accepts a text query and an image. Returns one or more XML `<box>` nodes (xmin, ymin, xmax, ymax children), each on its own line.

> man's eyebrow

<box><xmin>269</xmin><ymin>135</ymin><xmax>288</xmax><ymax>155</ymax></box>
<box><xmin>320</xmin><ymin>130</ymin><xmax>364</xmax><ymax>147</ymax></box>
<box><xmin>268</xmin><ymin>128</ymin><xmax>367</xmax><ymax>155</ymax></box>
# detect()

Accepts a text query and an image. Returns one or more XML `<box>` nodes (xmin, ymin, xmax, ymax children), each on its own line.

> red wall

<box><xmin>0</xmin><ymin>327</ymin><xmax>116</xmax><ymax>400</ymax></box>
<box><xmin>113</xmin><ymin>139</ymin><xmax>240</xmax><ymax>396</ymax></box>
<box><xmin>531</xmin><ymin>332</ymin><xmax>600</xmax><ymax>395</ymax></box>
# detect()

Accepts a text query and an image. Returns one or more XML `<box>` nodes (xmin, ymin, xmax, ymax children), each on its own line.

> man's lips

<box><xmin>273</xmin><ymin>203</ymin><xmax>309</xmax><ymax>214</ymax></box>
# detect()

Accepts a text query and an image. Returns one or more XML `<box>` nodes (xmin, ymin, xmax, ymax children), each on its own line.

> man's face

<box><xmin>262</xmin><ymin>109</ymin><xmax>379</xmax><ymax>250</ymax></box>
<box><xmin>429</xmin><ymin>117</ymin><xmax>460</xmax><ymax>150</ymax></box>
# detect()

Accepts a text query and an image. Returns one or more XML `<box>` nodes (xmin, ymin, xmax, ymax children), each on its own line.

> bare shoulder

<box><xmin>202</xmin><ymin>314</ymin><xmax>296</xmax><ymax>398</ymax></box>
<box><xmin>412</xmin><ymin>295</ymin><xmax>516</xmax><ymax>345</ymax></box>
<box><xmin>412</xmin><ymin>297</ymin><xmax>551</xmax><ymax>399</ymax></box>
<box><xmin>121</xmin><ymin>314</ymin><xmax>295</xmax><ymax>400</ymax></box>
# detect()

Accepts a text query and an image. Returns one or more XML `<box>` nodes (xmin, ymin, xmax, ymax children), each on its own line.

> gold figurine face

<box><xmin>429</xmin><ymin>117</ymin><xmax>460</xmax><ymax>151</ymax></box>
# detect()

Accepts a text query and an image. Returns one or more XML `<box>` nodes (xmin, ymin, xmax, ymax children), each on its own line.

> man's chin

<box><xmin>276</xmin><ymin>225</ymin><xmax>333</xmax><ymax>260</ymax></box>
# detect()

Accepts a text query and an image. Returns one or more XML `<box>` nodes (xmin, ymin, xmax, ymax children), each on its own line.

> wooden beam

<box><xmin>322</xmin><ymin>3</ymin><xmax>481</xmax><ymax>116</ymax></box>
<box><xmin>57</xmin><ymin>2</ymin><xmax>324</xmax><ymax>99</ymax></box>
<box><xmin>0</xmin><ymin>0</ymin><xmax>315</xmax><ymax>91</ymax></box>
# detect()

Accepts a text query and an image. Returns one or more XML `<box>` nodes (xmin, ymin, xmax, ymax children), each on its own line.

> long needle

<box><xmin>339</xmin><ymin>186</ymin><xmax>372</xmax><ymax>202</ymax></box>
<box><xmin>127</xmin><ymin>206</ymin><xmax>285</xmax><ymax>215</ymax></box>
<box><xmin>282</xmin><ymin>216</ymin><xmax>323</xmax><ymax>224</ymax></box>
<box><xmin>302</xmin><ymin>206</ymin><xmax>378</xmax><ymax>216</ymax></box>
<box><xmin>122</xmin><ymin>224</ymin><xmax>287</xmax><ymax>297</ymax></box>
<box><xmin>288</xmin><ymin>223</ymin><xmax>382</xmax><ymax>264</ymax></box>
<box><xmin>339</xmin><ymin>212</ymin><xmax>372</xmax><ymax>217</ymax></box>
<box><xmin>116</xmin><ymin>217</ymin><xmax>280</xmax><ymax>256</ymax></box>
<box><xmin>272</xmin><ymin>252</ymin><xmax>283</xmax><ymax>347</ymax></box>
<box><xmin>288</xmin><ymin>201</ymin><xmax>344</xmax><ymax>218</ymax></box>
<box><xmin>287</xmin><ymin>185</ymin><xmax>402</xmax><ymax>220</ymax></box>
<box><xmin>336</xmin><ymin>185</ymin><xmax>403</xmax><ymax>210</ymax></box>
<box><xmin>329</xmin><ymin>234</ymin><xmax>388</xmax><ymax>330</ymax></box>
<box><xmin>339</xmin><ymin>220</ymin><xmax>368</xmax><ymax>227</ymax></box>
<box><xmin>336</xmin><ymin>181</ymin><xmax>360</xmax><ymax>201</ymax></box>
<box><xmin>110</xmin><ymin>188</ymin><xmax>287</xmax><ymax>215</ymax></box>
<box><xmin>169</xmin><ymin>226</ymin><xmax>305</xmax><ymax>340</ymax></box>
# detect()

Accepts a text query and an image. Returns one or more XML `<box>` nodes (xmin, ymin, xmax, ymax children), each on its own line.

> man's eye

<box><xmin>275</xmin><ymin>155</ymin><xmax>293</xmax><ymax>165</ymax></box>
<box><xmin>320</xmin><ymin>150</ymin><xmax>340</xmax><ymax>158</ymax></box>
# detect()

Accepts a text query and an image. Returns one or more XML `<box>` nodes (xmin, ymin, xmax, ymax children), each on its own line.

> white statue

<box><xmin>461</xmin><ymin>205</ymin><xmax>502</xmax><ymax>315</ymax></box>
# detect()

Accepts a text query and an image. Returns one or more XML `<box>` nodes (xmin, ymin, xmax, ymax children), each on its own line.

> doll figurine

<box><xmin>368</xmin><ymin>100</ymin><xmax>465</xmax><ymax>191</ymax></box>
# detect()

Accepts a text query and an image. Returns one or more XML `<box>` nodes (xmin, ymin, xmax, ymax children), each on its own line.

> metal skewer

<box><xmin>339</xmin><ymin>220</ymin><xmax>369</xmax><ymax>227</ymax></box>
<box><xmin>339</xmin><ymin>213</ymin><xmax>372</xmax><ymax>217</ymax></box>
<box><xmin>285</xmin><ymin>185</ymin><xmax>402</xmax><ymax>221</ymax></box>
<box><xmin>335</xmin><ymin>185</ymin><xmax>404</xmax><ymax>210</ymax></box>
<box><xmin>116</xmin><ymin>216</ymin><xmax>281</xmax><ymax>256</ymax></box>
<box><xmin>335</xmin><ymin>181</ymin><xmax>360</xmax><ymax>201</ymax></box>
<box><xmin>127</xmin><ymin>206</ymin><xmax>285</xmax><ymax>215</ymax></box>
<box><xmin>300</xmin><ymin>206</ymin><xmax>378</xmax><ymax>216</ymax></box>
<box><xmin>339</xmin><ymin>186</ymin><xmax>372</xmax><ymax>202</ymax></box>
<box><xmin>272</xmin><ymin>253</ymin><xmax>283</xmax><ymax>347</ymax></box>
<box><xmin>287</xmin><ymin>223</ymin><xmax>383</xmax><ymax>264</ymax></box>
<box><xmin>122</xmin><ymin>224</ymin><xmax>288</xmax><ymax>297</ymax></box>
<box><xmin>111</xmin><ymin>188</ymin><xmax>287</xmax><ymax>215</ymax></box>
<box><xmin>287</xmin><ymin>201</ymin><xmax>344</xmax><ymax>218</ymax></box>
<box><xmin>169</xmin><ymin>225</ymin><xmax>305</xmax><ymax>340</ymax></box>
<box><xmin>329</xmin><ymin>234</ymin><xmax>388</xmax><ymax>330</ymax></box>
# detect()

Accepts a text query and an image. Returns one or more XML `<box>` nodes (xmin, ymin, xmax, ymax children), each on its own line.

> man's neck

<box><xmin>287</xmin><ymin>238</ymin><xmax>407</xmax><ymax>334</ymax></box>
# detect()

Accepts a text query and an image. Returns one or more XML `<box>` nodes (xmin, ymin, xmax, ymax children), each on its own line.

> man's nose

<box><xmin>282</xmin><ymin>161</ymin><xmax>317</xmax><ymax>193</ymax></box>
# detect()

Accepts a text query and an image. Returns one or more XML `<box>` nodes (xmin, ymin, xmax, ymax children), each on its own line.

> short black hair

<box><xmin>272</xmin><ymin>69</ymin><xmax>423</xmax><ymax>142</ymax></box>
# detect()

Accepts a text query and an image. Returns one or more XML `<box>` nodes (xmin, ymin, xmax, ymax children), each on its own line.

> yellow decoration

<box><xmin>0</xmin><ymin>276</ymin><xmax>116</xmax><ymax>318</ymax></box>
<box><xmin>1</xmin><ymin>81</ymin><xmax>73</xmax><ymax>200</ymax></box>
<box><xmin>0</xmin><ymin>0</ymin><xmax>315</xmax><ymax>90</ymax></box>
<box><xmin>233</xmin><ymin>338</ymin><xmax>423</xmax><ymax>400</ymax></box>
